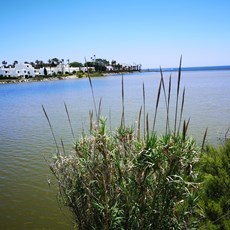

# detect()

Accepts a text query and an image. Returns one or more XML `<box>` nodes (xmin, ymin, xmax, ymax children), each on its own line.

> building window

<box><xmin>5</xmin><ymin>71</ymin><xmax>8</xmax><ymax>73</ymax></box>
<box><xmin>24</xmin><ymin>70</ymin><xmax>26</xmax><ymax>73</ymax></box>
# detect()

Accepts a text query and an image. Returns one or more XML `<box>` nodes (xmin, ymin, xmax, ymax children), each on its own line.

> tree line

<box><xmin>1</xmin><ymin>57</ymin><xmax>127</xmax><ymax>72</ymax></box>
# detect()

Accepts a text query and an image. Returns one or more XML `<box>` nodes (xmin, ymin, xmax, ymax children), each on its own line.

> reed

<box><xmin>166</xmin><ymin>74</ymin><xmax>172</xmax><ymax>133</ymax></box>
<box><xmin>42</xmin><ymin>105</ymin><xmax>59</xmax><ymax>154</ymax></box>
<box><xmin>174</xmin><ymin>56</ymin><xmax>182</xmax><ymax>134</ymax></box>
<box><xmin>142</xmin><ymin>83</ymin><xmax>146</xmax><ymax>140</ymax></box>
<box><xmin>152</xmin><ymin>78</ymin><xmax>161</xmax><ymax>133</ymax></box>
<box><xmin>121</xmin><ymin>74</ymin><xmax>125</xmax><ymax>128</ymax></box>
<box><xmin>159</xmin><ymin>68</ymin><xmax>168</xmax><ymax>134</ymax></box>
<box><xmin>85</xmin><ymin>57</ymin><xmax>98</xmax><ymax>120</ymax></box>
<box><xmin>64</xmin><ymin>102</ymin><xmax>75</xmax><ymax>139</ymax></box>
<box><xmin>177</xmin><ymin>87</ymin><xmax>186</xmax><ymax>135</ymax></box>
<box><xmin>47</xmin><ymin>59</ymin><xmax>204</xmax><ymax>229</ymax></box>
<box><xmin>137</xmin><ymin>106</ymin><xmax>142</xmax><ymax>141</ymax></box>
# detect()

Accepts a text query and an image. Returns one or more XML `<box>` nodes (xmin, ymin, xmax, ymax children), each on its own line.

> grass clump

<box><xmin>50</xmin><ymin>118</ymin><xmax>201</xmax><ymax>229</ymax></box>
<box><xmin>43</xmin><ymin>57</ymin><xmax>218</xmax><ymax>230</ymax></box>
<box><xmin>46</xmin><ymin>58</ymin><xmax>207</xmax><ymax>229</ymax></box>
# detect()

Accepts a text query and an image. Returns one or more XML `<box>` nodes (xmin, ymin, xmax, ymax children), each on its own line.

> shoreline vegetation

<box><xmin>0</xmin><ymin>57</ymin><xmax>142</xmax><ymax>84</ymax></box>
<box><xmin>0</xmin><ymin>71</ymin><xmax>126</xmax><ymax>84</ymax></box>
<box><xmin>44</xmin><ymin>58</ymin><xmax>230</xmax><ymax>229</ymax></box>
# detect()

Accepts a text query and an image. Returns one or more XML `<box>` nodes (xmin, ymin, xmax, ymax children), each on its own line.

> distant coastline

<box><xmin>0</xmin><ymin>72</ymin><xmax>118</xmax><ymax>84</ymax></box>
<box><xmin>144</xmin><ymin>65</ymin><xmax>230</xmax><ymax>72</ymax></box>
<box><xmin>1</xmin><ymin>65</ymin><xmax>230</xmax><ymax>84</ymax></box>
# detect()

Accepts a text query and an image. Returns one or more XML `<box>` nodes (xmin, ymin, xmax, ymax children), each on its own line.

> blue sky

<box><xmin>1</xmin><ymin>0</ymin><xmax>230</xmax><ymax>68</ymax></box>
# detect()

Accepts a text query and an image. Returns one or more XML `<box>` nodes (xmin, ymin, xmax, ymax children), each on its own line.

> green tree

<box><xmin>95</xmin><ymin>58</ymin><xmax>110</xmax><ymax>66</ymax></box>
<box><xmin>30</xmin><ymin>62</ymin><xmax>34</xmax><ymax>67</ymax></box>
<box><xmin>70</xmin><ymin>61</ymin><xmax>83</xmax><ymax>67</ymax></box>
<box><xmin>85</xmin><ymin>61</ymin><xmax>94</xmax><ymax>67</ymax></box>
<box><xmin>48</xmin><ymin>59</ymin><xmax>52</xmax><ymax>74</ymax></box>
<box><xmin>51</xmin><ymin>58</ymin><xmax>60</xmax><ymax>66</ymax></box>
<box><xmin>35</xmin><ymin>60</ymin><xmax>44</xmax><ymax>68</ymax></box>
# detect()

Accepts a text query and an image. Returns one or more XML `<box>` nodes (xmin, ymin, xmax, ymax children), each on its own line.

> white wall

<box><xmin>0</xmin><ymin>62</ymin><xmax>96</xmax><ymax>77</ymax></box>
<box><xmin>0</xmin><ymin>63</ymin><xmax>37</xmax><ymax>77</ymax></box>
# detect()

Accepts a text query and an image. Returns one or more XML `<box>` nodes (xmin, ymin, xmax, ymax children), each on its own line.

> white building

<box><xmin>0</xmin><ymin>63</ymin><xmax>41</xmax><ymax>78</ymax></box>
<box><xmin>42</xmin><ymin>64</ymin><xmax>84</xmax><ymax>75</ymax></box>
<box><xmin>0</xmin><ymin>61</ymin><xmax>141</xmax><ymax>78</ymax></box>
<box><xmin>0</xmin><ymin>63</ymin><xmax>88</xmax><ymax>78</ymax></box>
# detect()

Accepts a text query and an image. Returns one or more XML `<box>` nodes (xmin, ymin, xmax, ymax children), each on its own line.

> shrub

<box><xmin>77</xmin><ymin>72</ymin><xmax>84</xmax><ymax>78</ymax></box>
<box><xmin>198</xmin><ymin>140</ymin><xmax>230</xmax><ymax>229</ymax></box>
<box><xmin>50</xmin><ymin>119</ymin><xmax>201</xmax><ymax>229</ymax></box>
<box><xmin>46</xmin><ymin>58</ymin><xmax>205</xmax><ymax>229</ymax></box>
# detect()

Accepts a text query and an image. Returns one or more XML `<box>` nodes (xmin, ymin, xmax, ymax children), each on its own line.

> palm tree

<box><xmin>2</xmin><ymin>60</ymin><xmax>7</xmax><ymax>67</ymax></box>
<box><xmin>67</xmin><ymin>59</ymin><xmax>70</xmax><ymax>73</ymax></box>
<box><xmin>34</xmin><ymin>60</ymin><xmax>43</xmax><ymax>68</ymax></box>
<box><xmin>48</xmin><ymin>59</ymin><xmax>52</xmax><ymax>74</ymax></box>
<box><xmin>61</xmin><ymin>59</ymin><xmax>64</xmax><ymax>74</ymax></box>
<box><xmin>39</xmin><ymin>60</ymin><xmax>44</xmax><ymax>68</ymax></box>
<box><xmin>111</xmin><ymin>60</ymin><xmax>116</xmax><ymax>71</ymax></box>
<box><xmin>13</xmin><ymin>60</ymin><xmax>18</xmax><ymax>67</ymax></box>
<box><xmin>51</xmin><ymin>58</ymin><xmax>60</xmax><ymax>66</ymax></box>
<box><xmin>30</xmin><ymin>62</ymin><xmax>35</xmax><ymax>67</ymax></box>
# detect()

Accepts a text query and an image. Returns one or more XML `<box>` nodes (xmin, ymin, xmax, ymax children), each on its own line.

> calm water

<box><xmin>0</xmin><ymin>70</ymin><xmax>230</xmax><ymax>229</ymax></box>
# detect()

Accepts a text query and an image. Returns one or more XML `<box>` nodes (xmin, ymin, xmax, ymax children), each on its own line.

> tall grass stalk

<box><xmin>166</xmin><ymin>74</ymin><xmax>172</xmax><ymax>134</ymax></box>
<box><xmin>42</xmin><ymin>105</ymin><xmax>59</xmax><ymax>154</ymax></box>
<box><xmin>85</xmin><ymin>57</ymin><xmax>98</xmax><ymax>120</ymax></box>
<box><xmin>174</xmin><ymin>56</ymin><xmax>182</xmax><ymax>134</ymax></box>
<box><xmin>159</xmin><ymin>67</ymin><xmax>168</xmax><ymax>134</ymax></box>
<box><xmin>202</xmin><ymin>127</ymin><xmax>208</xmax><ymax>150</ymax></box>
<box><xmin>64</xmin><ymin>102</ymin><xmax>75</xmax><ymax>139</ymax></box>
<box><xmin>142</xmin><ymin>82</ymin><xmax>146</xmax><ymax>140</ymax></box>
<box><xmin>177</xmin><ymin>87</ymin><xmax>186</xmax><ymax>135</ymax></box>
<box><xmin>152</xmin><ymin>79</ymin><xmax>161</xmax><ymax>133</ymax></box>
<box><xmin>137</xmin><ymin>106</ymin><xmax>142</xmax><ymax>141</ymax></box>
<box><xmin>121</xmin><ymin>74</ymin><xmax>125</xmax><ymax>128</ymax></box>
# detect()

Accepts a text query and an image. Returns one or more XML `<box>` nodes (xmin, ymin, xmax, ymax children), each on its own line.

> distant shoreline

<box><xmin>0</xmin><ymin>72</ymin><xmax>122</xmax><ymax>85</ymax></box>
<box><xmin>143</xmin><ymin>65</ymin><xmax>230</xmax><ymax>72</ymax></box>
<box><xmin>1</xmin><ymin>66</ymin><xmax>229</xmax><ymax>84</ymax></box>
<box><xmin>0</xmin><ymin>75</ymin><xmax>80</xmax><ymax>84</ymax></box>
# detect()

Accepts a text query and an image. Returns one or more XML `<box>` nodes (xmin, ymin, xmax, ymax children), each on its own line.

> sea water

<box><xmin>0</xmin><ymin>70</ymin><xmax>229</xmax><ymax>229</ymax></box>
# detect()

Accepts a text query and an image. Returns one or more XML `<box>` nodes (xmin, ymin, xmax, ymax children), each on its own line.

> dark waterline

<box><xmin>0</xmin><ymin>70</ymin><xmax>229</xmax><ymax>229</ymax></box>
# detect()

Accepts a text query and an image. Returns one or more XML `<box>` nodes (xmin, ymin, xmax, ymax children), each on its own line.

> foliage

<box><xmin>95</xmin><ymin>58</ymin><xmax>110</xmax><ymax>66</ymax></box>
<box><xmin>46</xmin><ymin>58</ymin><xmax>207</xmax><ymax>229</ymax></box>
<box><xmin>85</xmin><ymin>61</ymin><xmax>95</xmax><ymax>67</ymax></box>
<box><xmin>70</xmin><ymin>62</ymin><xmax>83</xmax><ymax>67</ymax></box>
<box><xmin>45</xmin><ymin>58</ymin><xmax>230</xmax><ymax>229</ymax></box>
<box><xmin>50</xmin><ymin>119</ymin><xmax>201</xmax><ymax>230</ymax></box>
<box><xmin>77</xmin><ymin>71</ymin><xmax>84</xmax><ymax>78</ymax></box>
<box><xmin>198</xmin><ymin>140</ymin><xmax>230</xmax><ymax>229</ymax></box>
